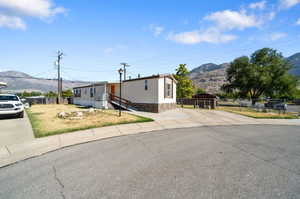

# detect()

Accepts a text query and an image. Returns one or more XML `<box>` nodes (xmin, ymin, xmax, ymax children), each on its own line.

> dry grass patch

<box><xmin>27</xmin><ymin>104</ymin><xmax>153</xmax><ymax>137</ymax></box>
<box><xmin>217</xmin><ymin>106</ymin><xmax>299</xmax><ymax>119</ymax></box>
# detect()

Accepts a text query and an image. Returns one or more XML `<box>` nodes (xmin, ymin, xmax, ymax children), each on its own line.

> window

<box><xmin>144</xmin><ymin>80</ymin><xmax>148</xmax><ymax>90</ymax></box>
<box><xmin>74</xmin><ymin>89</ymin><xmax>81</xmax><ymax>97</ymax></box>
<box><xmin>164</xmin><ymin>77</ymin><xmax>173</xmax><ymax>98</ymax></box>
<box><xmin>0</xmin><ymin>95</ymin><xmax>18</xmax><ymax>101</ymax></box>
<box><xmin>90</xmin><ymin>88</ymin><xmax>94</xmax><ymax>97</ymax></box>
<box><xmin>167</xmin><ymin>84</ymin><xmax>171</xmax><ymax>97</ymax></box>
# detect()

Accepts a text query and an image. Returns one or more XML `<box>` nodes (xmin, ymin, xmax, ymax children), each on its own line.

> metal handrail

<box><xmin>109</xmin><ymin>93</ymin><xmax>133</xmax><ymax>109</ymax></box>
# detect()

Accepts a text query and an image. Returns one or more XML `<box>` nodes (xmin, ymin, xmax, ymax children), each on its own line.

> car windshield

<box><xmin>0</xmin><ymin>95</ymin><xmax>19</xmax><ymax>101</ymax></box>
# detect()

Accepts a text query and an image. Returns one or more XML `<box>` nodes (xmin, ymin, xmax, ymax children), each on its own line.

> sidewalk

<box><xmin>1</xmin><ymin>108</ymin><xmax>299</xmax><ymax>168</ymax></box>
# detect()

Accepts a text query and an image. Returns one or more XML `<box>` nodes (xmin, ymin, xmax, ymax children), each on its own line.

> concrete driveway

<box><xmin>0</xmin><ymin>112</ymin><xmax>34</xmax><ymax>147</ymax></box>
<box><xmin>0</xmin><ymin>125</ymin><xmax>299</xmax><ymax>199</ymax></box>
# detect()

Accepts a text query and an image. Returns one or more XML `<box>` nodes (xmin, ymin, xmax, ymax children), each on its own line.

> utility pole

<box><xmin>120</xmin><ymin>63</ymin><xmax>130</xmax><ymax>80</ymax></box>
<box><xmin>56</xmin><ymin>50</ymin><xmax>64</xmax><ymax>104</ymax></box>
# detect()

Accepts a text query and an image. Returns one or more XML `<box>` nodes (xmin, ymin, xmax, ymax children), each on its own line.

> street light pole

<box><xmin>118</xmin><ymin>68</ymin><xmax>124</xmax><ymax>117</ymax></box>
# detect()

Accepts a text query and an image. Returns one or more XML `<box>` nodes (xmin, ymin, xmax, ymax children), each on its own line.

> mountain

<box><xmin>287</xmin><ymin>53</ymin><xmax>300</xmax><ymax>76</ymax></box>
<box><xmin>0</xmin><ymin>71</ymin><xmax>89</xmax><ymax>93</ymax></box>
<box><xmin>189</xmin><ymin>53</ymin><xmax>300</xmax><ymax>94</ymax></box>
<box><xmin>189</xmin><ymin>63</ymin><xmax>229</xmax><ymax>94</ymax></box>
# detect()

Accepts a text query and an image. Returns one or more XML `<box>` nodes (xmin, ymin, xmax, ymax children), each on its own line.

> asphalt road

<box><xmin>1</xmin><ymin>125</ymin><xmax>300</xmax><ymax>199</ymax></box>
<box><xmin>0</xmin><ymin>112</ymin><xmax>34</xmax><ymax>147</ymax></box>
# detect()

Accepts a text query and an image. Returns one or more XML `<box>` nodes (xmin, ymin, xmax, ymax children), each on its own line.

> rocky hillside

<box><xmin>0</xmin><ymin>71</ymin><xmax>89</xmax><ymax>93</ymax></box>
<box><xmin>189</xmin><ymin>53</ymin><xmax>300</xmax><ymax>94</ymax></box>
<box><xmin>189</xmin><ymin>63</ymin><xmax>229</xmax><ymax>94</ymax></box>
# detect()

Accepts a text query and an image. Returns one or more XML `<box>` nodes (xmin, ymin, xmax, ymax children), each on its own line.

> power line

<box><xmin>63</xmin><ymin>67</ymin><xmax>116</xmax><ymax>73</ymax></box>
<box><xmin>120</xmin><ymin>62</ymin><xmax>130</xmax><ymax>80</ymax></box>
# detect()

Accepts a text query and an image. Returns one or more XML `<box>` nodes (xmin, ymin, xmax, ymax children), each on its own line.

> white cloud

<box><xmin>279</xmin><ymin>0</ymin><xmax>300</xmax><ymax>9</ymax></box>
<box><xmin>296</xmin><ymin>18</ymin><xmax>300</xmax><ymax>25</ymax></box>
<box><xmin>0</xmin><ymin>14</ymin><xmax>25</xmax><ymax>29</ymax></box>
<box><xmin>270</xmin><ymin>32</ymin><xmax>287</xmax><ymax>41</ymax></box>
<box><xmin>0</xmin><ymin>0</ymin><xmax>65</xmax><ymax>17</ymax></box>
<box><xmin>204</xmin><ymin>10</ymin><xmax>260</xmax><ymax>30</ymax></box>
<box><xmin>149</xmin><ymin>24</ymin><xmax>164</xmax><ymax>36</ymax></box>
<box><xmin>249</xmin><ymin>1</ymin><xmax>266</xmax><ymax>9</ymax></box>
<box><xmin>168</xmin><ymin>28</ymin><xmax>237</xmax><ymax>45</ymax></box>
<box><xmin>267</xmin><ymin>11</ymin><xmax>276</xmax><ymax>20</ymax></box>
<box><xmin>0</xmin><ymin>0</ymin><xmax>65</xmax><ymax>29</ymax></box>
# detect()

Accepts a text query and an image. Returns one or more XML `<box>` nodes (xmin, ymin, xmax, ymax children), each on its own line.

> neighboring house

<box><xmin>72</xmin><ymin>74</ymin><xmax>177</xmax><ymax>113</ymax></box>
<box><xmin>73</xmin><ymin>82</ymin><xmax>109</xmax><ymax>109</ymax></box>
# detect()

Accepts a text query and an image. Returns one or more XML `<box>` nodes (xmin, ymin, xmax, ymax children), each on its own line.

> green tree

<box><xmin>62</xmin><ymin>89</ymin><xmax>73</xmax><ymax>98</ymax></box>
<box><xmin>44</xmin><ymin>91</ymin><xmax>57</xmax><ymax>98</ymax></box>
<box><xmin>17</xmin><ymin>91</ymin><xmax>42</xmax><ymax>98</ymax></box>
<box><xmin>174</xmin><ymin>64</ymin><xmax>194</xmax><ymax>98</ymax></box>
<box><xmin>222</xmin><ymin>48</ymin><xmax>298</xmax><ymax>105</ymax></box>
<box><xmin>195</xmin><ymin>87</ymin><xmax>206</xmax><ymax>95</ymax></box>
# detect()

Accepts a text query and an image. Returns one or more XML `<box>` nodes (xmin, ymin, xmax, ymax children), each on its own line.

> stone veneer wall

<box><xmin>132</xmin><ymin>103</ymin><xmax>176</xmax><ymax>113</ymax></box>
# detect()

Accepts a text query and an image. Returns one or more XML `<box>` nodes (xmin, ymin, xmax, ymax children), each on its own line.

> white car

<box><xmin>0</xmin><ymin>94</ymin><xmax>24</xmax><ymax>118</ymax></box>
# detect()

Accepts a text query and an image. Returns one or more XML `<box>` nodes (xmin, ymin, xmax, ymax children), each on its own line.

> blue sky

<box><xmin>0</xmin><ymin>0</ymin><xmax>299</xmax><ymax>82</ymax></box>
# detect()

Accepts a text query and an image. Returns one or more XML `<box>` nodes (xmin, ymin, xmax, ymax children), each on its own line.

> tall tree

<box><xmin>195</xmin><ymin>87</ymin><xmax>206</xmax><ymax>95</ymax></box>
<box><xmin>174</xmin><ymin>64</ymin><xmax>194</xmax><ymax>98</ymax></box>
<box><xmin>222</xmin><ymin>48</ymin><xmax>298</xmax><ymax>105</ymax></box>
<box><xmin>62</xmin><ymin>89</ymin><xmax>73</xmax><ymax>98</ymax></box>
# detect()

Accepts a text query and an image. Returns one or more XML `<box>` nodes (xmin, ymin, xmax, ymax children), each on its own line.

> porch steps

<box><xmin>110</xmin><ymin>99</ymin><xmax>137</xmax><ymax>112</ymax></box>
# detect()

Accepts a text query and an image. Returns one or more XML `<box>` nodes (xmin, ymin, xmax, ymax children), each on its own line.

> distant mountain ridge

<box><xmin>189</xmin><ymin>52</ymin><xmax>300</xmax><ymax>94</ymax></box>
<box><xmin>0</xmin><ymin>71</ymin><xmax>89</xmax><ymax>93</ymax></box>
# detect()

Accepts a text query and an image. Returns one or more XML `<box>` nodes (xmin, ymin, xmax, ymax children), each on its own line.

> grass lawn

<box><xmin>26</xmin><ymin>104</ymin><xmax>153</xmax><ymax>138</ymax></box>
<box><xmin>217</xmin><ymin>106</ymin><xmax>299</xmax><ymax>119</ymax></box>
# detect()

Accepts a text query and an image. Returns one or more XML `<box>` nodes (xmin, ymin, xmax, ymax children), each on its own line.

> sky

<box><xmin>0</xmin><ymin>0</ymin><xmax>300</xmax><ymax>82</ymax></box>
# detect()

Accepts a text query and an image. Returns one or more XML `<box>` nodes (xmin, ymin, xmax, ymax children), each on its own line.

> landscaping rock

<box><xmin>76</xmin><ymin>112</ymin><xmax>83</xmax><ymax>117</ymax></box>
<box><xmin>89</xmin><ymin>108</ymin><xmax>95</xmax><ymax>113</ymax></box>
<box><xmin>58</xmin><ymin>112</ymin><xmax>67</xmax><ymax>119</ymax></box>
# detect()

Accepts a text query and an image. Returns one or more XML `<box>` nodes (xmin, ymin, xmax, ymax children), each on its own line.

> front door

<box><xmin>111</xmin><ymin>85</ymin><xmax>116</xmax><ymax>100</ymax></box>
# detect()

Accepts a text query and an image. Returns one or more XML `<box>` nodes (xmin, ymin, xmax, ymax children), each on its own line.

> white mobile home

<box><xmin>73</xmin><ymin>74</ymin><xmax>177</xmax><ymax>113</ymax></box>
<box><xmin>121</xmin><ymin>74</ymin><xmax>177</xmax><ymax>112</ymax></box>
<box><xmin>73</xmin><ymin>82</ymin><xmax>108</xmax><ymax>109</ymax></box>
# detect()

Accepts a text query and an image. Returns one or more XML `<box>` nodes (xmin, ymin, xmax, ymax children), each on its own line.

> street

<box><xmin>1</xmin><ymin>125</ymin><xmax>300</xmax><ymax>199</ymax></box>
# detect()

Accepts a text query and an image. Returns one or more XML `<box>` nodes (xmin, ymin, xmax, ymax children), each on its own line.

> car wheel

<box><xmin>18</xmin><ymin>111</ymin><xmax>24</xmax><ymax>118</ymax></box>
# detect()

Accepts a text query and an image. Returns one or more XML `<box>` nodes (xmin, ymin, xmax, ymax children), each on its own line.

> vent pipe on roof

<box><xmin>129</xmin><ymin>76</ymin><xmax>131</xmax><ymax>80</ymax></box>
<box><xmin>138</xmin><ymin>74</ymin><xmax>141</xmax><ymax>78</ymax></box>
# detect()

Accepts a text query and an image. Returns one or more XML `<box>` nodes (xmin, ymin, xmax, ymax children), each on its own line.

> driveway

<box><xmin>0</xmin><ymin>125</ymin><xmax>299</xmax><ymax>199</ymax></box>
<box><xmin>0</xmin><ymin>112</ymin><xmax>34</xmax><ymax>147</ymax></box>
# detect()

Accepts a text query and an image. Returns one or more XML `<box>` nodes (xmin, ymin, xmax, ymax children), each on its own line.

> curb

<box><xmin>1</xmin><ymin>116</ymin><xmax>300</xmax><ymax>168</ymax></box>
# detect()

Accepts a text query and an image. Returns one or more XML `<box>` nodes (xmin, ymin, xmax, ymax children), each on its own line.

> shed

<box><xmin>192</xmin><ymin>93</ymin><xmax>217</xmax><ymax>109</ymax></box>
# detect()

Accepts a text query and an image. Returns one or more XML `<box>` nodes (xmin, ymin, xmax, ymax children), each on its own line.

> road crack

<box><xmin>53</xmin><ymin>165</ymin><xmax>66</xmax><ymax>199</ymax></box>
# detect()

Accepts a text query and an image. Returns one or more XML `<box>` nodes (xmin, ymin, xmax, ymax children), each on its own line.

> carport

<box><xmin>0</xmin><ymin>82</ymin><xmax>7</xmax><ymax>93</ymax></box>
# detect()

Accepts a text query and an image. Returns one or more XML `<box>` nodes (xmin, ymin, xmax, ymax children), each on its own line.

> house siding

<box><xmin>72</xmin><ymin>75</ymin><xmax>177</xmax><ymax>113</ymax></box>
<box><xmin>73</xmin><ymin>83</ymin><xmax>108</xmax><ymax>109</ymax></box>
<box><xmin>122</xmin><ymin>78</ymin><xmax>159</xmax><ymax>104</ymax></box>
